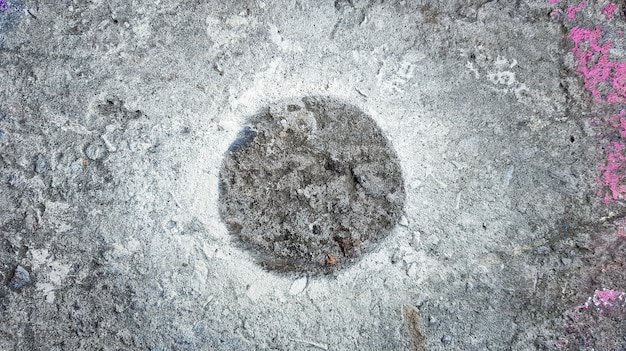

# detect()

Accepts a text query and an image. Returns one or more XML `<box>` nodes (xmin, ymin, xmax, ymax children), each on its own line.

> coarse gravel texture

<box><xmin>219</xmin><ymin>96</ymin><xmax>405</xmax><ymax>274</ymax></box>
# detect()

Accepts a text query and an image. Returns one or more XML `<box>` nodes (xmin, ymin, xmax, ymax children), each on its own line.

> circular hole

<box><xmin>218</xmin><ymin>96</ymin><xmax>406</xmax><ymax>274</ymax></box>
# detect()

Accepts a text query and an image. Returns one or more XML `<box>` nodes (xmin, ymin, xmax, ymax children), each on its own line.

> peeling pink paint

<box><xmin>592</xmin><ymin>289</ymin><xmax>624</xmax><ymax>307</ymax></box>
<box><xmin>608</xmin><ymin>65</ymin><xmax>626</xmax><ymax>103</ymax></box>
<box><xmin>566</xmin><ymin>1</ymin><xmax>586</xmax><ymax>19</ymax></box>
<box><xmin>569</xmin><ymin>26</ymin><xmax>610</xmax><ymax>103</ymax></box>
<box><xmin>550</xmin><ymin>0</ymin><xmax>626</xmax><ymax>345</ymax></box>
<box><xmin>550</xmin><ymin>0</ymin><xmax>626</xmax><ymax>207</ymax></box>
<box><xmin>599</xmin><ymin>112</ymin><xmax>626</xmax><ymax>202</ymax></box>
<box><xmin>569</xmin><ymin>26</ymin><xmax>626</xmax><ymax>104</ymax></box>
<box><xmin>570</xmin><ymin>26</ymin><xmax>626</xmax><ymax>200</ymax></box>
<box><xmin>599</xmin><ymin>141</ymin><xmax>626</xmax><ymax>202</ymax></box>
<box><xmin>607</xmin><ymin>110</ymin><xmax>626</xmax><ymax>138</ymax></box>
<box><xmin>575</xmin><ymin>289</ymin><xmax>626</xmax><ymax>313</ymax></box>
<box><xmin>601</xmin><ymin>3</ymin><xmax>618</xmax><ymax>20</ymax></box>
<box><xmin>616</xmin><ymin>222</ymin><xmax>626</xmax><ymax>237</ymax></box>
<box><xmin>564</xmin><ymin>289</ymin><xmax>626</xmax><ymax>346</ymax></box>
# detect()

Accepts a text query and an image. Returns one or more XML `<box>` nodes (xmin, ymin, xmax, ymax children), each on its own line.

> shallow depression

<box><xmin>218</xmin><ymin>96</ymin><xmax>406</xmax><ymax>274</ymax></box>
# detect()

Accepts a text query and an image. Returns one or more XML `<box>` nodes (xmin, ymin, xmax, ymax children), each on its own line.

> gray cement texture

<box><xmin>219</xmin><ymin>96</ymin><xmax>405</xmax><ymax>274</ymax></box>
<box><xmin>0</xmin><ymin>1</ymin><xmax>625</xmax><ymax>350</ymax></box>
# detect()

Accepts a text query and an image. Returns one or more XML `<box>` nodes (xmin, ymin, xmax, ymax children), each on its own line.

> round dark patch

<box><xmin>218</xmin><ymin>96</ymin><xmax>405</xmax><ymax>274</ymax></box>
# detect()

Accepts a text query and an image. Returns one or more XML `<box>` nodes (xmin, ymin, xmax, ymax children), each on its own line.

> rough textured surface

<box><xmin>1</xmin><ymin>0</ymin><xmax>625</xmax><ymax>350</ymax></box>
<box><xmin>219</xmin><ymin>96</ymin><xmax>405</xmax><ymax>274</ymax></box>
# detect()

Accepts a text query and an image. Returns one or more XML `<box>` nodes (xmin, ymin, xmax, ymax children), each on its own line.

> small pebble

<box><xmin>561</xmin><ymin>258</ymin><xmax>572</xmax><ymax>266</ymax></box>
<box><xmin>10</xmin><ymin>266</ymin><xmax>31</xmax><ymax>289</ymax></box>
<box><xmin>85</xmin><ymin>142</ymin><xmax>107</xmax><ymax>160</ymax></box>
<box><xmin>33</xmin><ymin>154</ymin><xmax>48</xmax><ymax>174</ymax></box>
<box><xmin>399</xmin><ymin>215</ymin><xmax>409</xmax><ymax>227</ymax></box>
<box><xmin>390</xmin><ymin>251</ymin><xmax>402</xmax><ymax>264</ymax></box>
<box><xmin>441</xmin><ymin>334</ymin><xmax>452</xmax><ymax>344</ymax></box>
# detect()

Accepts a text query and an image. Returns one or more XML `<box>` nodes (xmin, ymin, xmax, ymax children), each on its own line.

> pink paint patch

<box><xmin>601</xmin><ymin>3</ymin><xmax>618</xmax><ymax>20</ymax></box>
<box><xmin>617</xmin><ymin>30</ymin><xmax>624</xmax><ymax>37</ymax></box>
<box><xmin>573</xmin><ymin>289</ymin><xmax>626</xmax><ymax>314</ymax></box>
<box><xmin>592</xmin><ymin>289</ymin><xmax>624</xmax><ymax>307</ymax></box>
<box><xmin>571</xmin><ymin>28</ymin><xmax>626</xmax><ymax>200</ymax></box>
<box><xmin>564</xmin><ymin>289</ymin><xmax>626</xmax><ymax>346</ymax></box>
<box><xmin>567</xmin><ymin>1</ymin><xmax>586</xmax><ymax>19</ymax></box>
<box><xmin>600</xmin><ymin>141</ymin><xmax>626</xmax><ymax>202</ymax></box>
<box><xmin>568</xmin><ymin>26</ymin><xmax>626</xmax><ymax>104</ymax></box>
<box><xmin>548</xmin><ymin>0</ymin><xmax>559</xmax><ymax>3</ymax></box>
<box><xmin>607</xmin><ymin>110</ymin><xmax>626</xmax><ymax>138</ymax></box>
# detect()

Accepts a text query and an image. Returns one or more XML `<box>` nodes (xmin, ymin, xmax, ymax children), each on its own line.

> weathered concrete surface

<box><xmin>1</xmin><ymin>1</ymin><xmax>625</xmax><ymax>350</ymax></box>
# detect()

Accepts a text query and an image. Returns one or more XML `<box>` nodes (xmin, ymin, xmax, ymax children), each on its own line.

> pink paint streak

<box><xmin>555</xmin><ymin>1</ymin><xmax>626</xmax><ymax>345</ymax></box>
<box><xmin>597</xmin><ymin>111</ymin><xmax>626</xmax><ymax>202</ymax></box>
<box><xmin>601</xmin><ymin>3</ymin><xmax>618</xmax><ymax>20</ymax></box>
<box><xmin>572</xmin><ymin>27</ymin><xmax>626</xmax><ymax>200</ymax></box>
<box><xmin>567</xmin><ymin>1</ymin><xmax>586</xmax><ymax>19</ymax></box>
<box><xmin>600</xmin><ymin>141</ymin><xmax>626</xmax><ymax>202</ymax></box>
<box><xmin>607</xmin><ymin>110</ymin><xmax>626</xmax><ymax>138</ymax></box>
<box><xmin>617</xmin><ymin>222</ymin><xmax>626</xmax><ymax>237</ymax></box>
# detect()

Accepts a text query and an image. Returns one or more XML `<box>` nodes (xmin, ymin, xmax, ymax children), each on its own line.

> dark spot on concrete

<box><xmin>9</xmin><ymin>265</ymin><xmax>31</xmax><ymax>289</ymax></box>
<box><xmin>312</xmin><ymin>224</ymin><xmax>321</xmax><ymax>235</ymax></box>
<box><xmin>333</xmin><ymin>235</ymin><xmax>360</xmax><ymax>258</ymax></box>
<box><xmin>403</xmin><ymin>305</ymin><xmax>426</xmax><ymax>351</ymax></box>
<box><xmin>218</xmin><ymin>96</ymin><xmax>405</xmax><ymax>274</ymax></box>
<box><xmin>228</xmin><ymin>126</ymin><xmax>257</xmax><ymax>152</ymax></box>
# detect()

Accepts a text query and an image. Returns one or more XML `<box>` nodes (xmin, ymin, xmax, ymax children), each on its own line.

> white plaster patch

<box><xmin>32</xmin><ymin>256</ymin><xmax>71</xmax><ymax>304</ymax></box>
<box><xmin>268</xmin><ymin>24</ymin><xmax>303</xmax><ymax>52</ymax></box>
<box><xmin>488</xmin><ymin>71</ymin><xmax>516</xmax><ymax>86</ymax></box>
<box><xmin>30</xmin><ymin>248</ymin><xmax>49</xmax><ymax>268</ymax></box>
<box><xmin>288</xmin><ymin>276</ymin><xmax>308</xmax><ymax>295</ymax></box>
<box><xmin>247</xmin><ymin>280</ymin><xmax>272</xmax><ymax>301</ymax></box>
